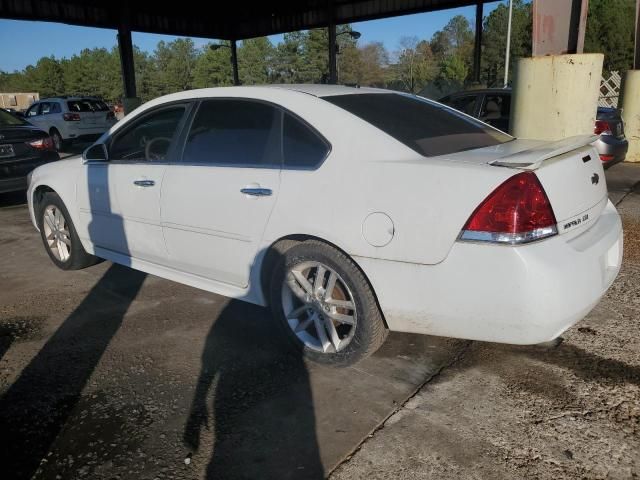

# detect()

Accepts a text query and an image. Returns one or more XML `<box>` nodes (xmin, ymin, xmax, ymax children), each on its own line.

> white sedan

<box><xmin>27</xmin><ymin>85</ymin><xmax>623</xmax><ymax>366</ymax></box>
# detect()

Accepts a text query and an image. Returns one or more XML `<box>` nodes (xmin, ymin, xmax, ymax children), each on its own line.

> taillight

<box><xmin>63</xmin><ymin>112</ymin><xmax>81</xmax><ymax>121</ymax></box>
<box><xmin>594</xmin><ymin>120</ymin><xmax>612</xmax><ymax>135</ymax></box>
<box><xmin>599</xmin><ymin>154</ymin><xmax>615</xmax><ymax>163</ymax></box>
<box><xmin>459</xmin><ymin>172</ymin><xmax>558</xmax><ymax>245</ymax></box>
<box><xmin>28</xmin><ymin>136</ymin><xmax>56</xmax><ymax>151</ymax></box>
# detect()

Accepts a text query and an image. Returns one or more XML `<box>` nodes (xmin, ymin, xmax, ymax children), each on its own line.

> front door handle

<box><xmin>241</xmin><ymin>187</ymin><xmax>272</xmax><ymax>197</ymax></box>
<box><xmin>134</xmin><ymin>179</ymin><xmax>155</xmax><ymax>187</ymax></box>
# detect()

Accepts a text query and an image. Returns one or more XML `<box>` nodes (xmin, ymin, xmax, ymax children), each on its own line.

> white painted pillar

<box><xmin>621</xmin><ymin>70</ymin><xmax>640</xmax><ymax>163</ymax></box>
<box><xmin>510</xmin><ymin>54</ymin><xmax>604</xmax><ymax>140</ymax></box>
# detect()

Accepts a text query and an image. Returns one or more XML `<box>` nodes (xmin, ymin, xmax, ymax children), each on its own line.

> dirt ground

<box><xmin>0</xmin><ymin>162</ymin><xmax>639</xmax><ymax>480</ymax></box>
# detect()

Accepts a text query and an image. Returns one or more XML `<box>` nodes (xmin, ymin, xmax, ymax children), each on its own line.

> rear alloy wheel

<box><xmin>38</xmin><ymin>192</ymin><xmax>101</xmax><ymax>270</ymax></box>
<box><xmin>270</xmin><ymin>240</ymin><xmax>388</xmax><ymax>366</ymax></box>
<box><xmin>282</xmin><ymin>261</ymin><xmax>357</xmax><ymax>354</ymax></box>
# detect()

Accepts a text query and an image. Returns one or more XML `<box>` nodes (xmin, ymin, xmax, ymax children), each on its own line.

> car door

<box><xmin>24</xmin><ymin>102</ymin><xmax>44</xmax><ymax>129</ymax></box>
<box><xmin>161</xmin><ymin>98</ymin><xmax>282</xmax><ymax>288</ymax></box>
<box><xmin>76</xmin><ymin>103</ymin><xmax>191</xmax><ymax>263</ymax></box>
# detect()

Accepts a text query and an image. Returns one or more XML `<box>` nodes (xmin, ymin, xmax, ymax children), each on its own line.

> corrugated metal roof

<box><xmin>0</xmin><ymin>0</ymin><xmax>491</xmax><ymax>39</ymax></box>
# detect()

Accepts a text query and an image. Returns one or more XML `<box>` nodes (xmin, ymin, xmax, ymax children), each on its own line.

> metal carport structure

<box><xmin>0</xmin><ymin>0</ymin><xmax>494</xmax><ymax>99</ymax></box>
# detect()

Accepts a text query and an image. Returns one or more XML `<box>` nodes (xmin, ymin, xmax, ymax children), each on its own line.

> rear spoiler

<box><xmin>490</xmin><ymin>135</ymin><xmax>598</xmax><ymax>170</ymax></box>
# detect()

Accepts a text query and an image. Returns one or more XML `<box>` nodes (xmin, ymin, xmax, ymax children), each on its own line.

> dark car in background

<box><xmin>436</xmin><ymin>88</ymin><xmax>628</xmax><ymax>168</ymax></box>
<box><xmin>0</xmin><ymin>109</ymin><xmax>59</xmax><ymax>194</ymax></box>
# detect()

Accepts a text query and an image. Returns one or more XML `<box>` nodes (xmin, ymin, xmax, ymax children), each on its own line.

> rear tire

<box><xmin>269</xmin><ymin>240</ymin><xmax>388</xmax><ymax>366</ymax></box>
<box><xmin>50</xmin><ymin>129</ymin><xmax>69</xmax><ymax>151</ymax></box>
<box><xmin>37</xmin><ymin>192</ymin><xmax>101</xmax><ymax>270</ymax></box>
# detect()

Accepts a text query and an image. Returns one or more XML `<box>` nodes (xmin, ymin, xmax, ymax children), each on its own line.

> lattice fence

<box><xmin>599</xmin><ymin>71</ymin><xmax>621</xmax><ymax>108</ymax></box>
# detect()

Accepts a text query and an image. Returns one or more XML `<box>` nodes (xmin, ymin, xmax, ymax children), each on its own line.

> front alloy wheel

<box><xmin>282</xmin><ymin>261</ymin><xmax>357</xmax><ymax>354</ymax></box>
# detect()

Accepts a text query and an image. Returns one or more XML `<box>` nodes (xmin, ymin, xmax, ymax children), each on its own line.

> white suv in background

<box><xmin>24</xmin><ymin>97</ymin><xmax>117</xmax><ymax>150</ymax></box>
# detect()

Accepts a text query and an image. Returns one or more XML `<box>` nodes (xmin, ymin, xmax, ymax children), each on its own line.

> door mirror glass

<box><xmin>83</xmin><ymin>143</ymin><xmax>109</xmax><ymax>162</ymax></box>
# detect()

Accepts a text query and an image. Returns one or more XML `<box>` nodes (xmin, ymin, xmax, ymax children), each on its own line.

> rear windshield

<box><xmin>0</xmin><ymin>109</ymin><xmax>28</xmax><ymax>126</ymax></box>
<box><xmin>67</xmin><ymin>100</ymin><xmax>109</xmax><ymax>112</ymax></box>
<box><xmin>323</xmin><ymin>93</ymin><xmax>512</xmax><ymax>156</ymax></box>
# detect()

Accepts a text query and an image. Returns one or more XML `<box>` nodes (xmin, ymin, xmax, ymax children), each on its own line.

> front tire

<box><xmin>269</xmin><ymin>240</ymin><xmax>388</xmax><ymax>366</ymax></box>
<box><xmin>37</xmin><ymin>192</ymin><xmax>100</xmax><ymax>270</ymax></box>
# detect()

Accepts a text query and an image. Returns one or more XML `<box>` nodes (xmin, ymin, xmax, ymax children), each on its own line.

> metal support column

<box><xmin>117</xmin><ymin>24</ymin><xmax>136</xmax><ymax>99</ymax></box>
<box><xmin>473</xmin><ymin>1</ymin><xmax>483</xmax><ymax>84</ymax></box>
<box><xmin>328</xmin><ymin>23</ymin><xmax>337</xmax><ymax>84</ymax></box>
<box><xmin>230</xmin><ymin>39</ymin><xmax>240</xmax><ymax>86</ymax></box>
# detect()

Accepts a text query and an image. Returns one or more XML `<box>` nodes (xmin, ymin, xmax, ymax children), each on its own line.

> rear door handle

<box><xmin>134</xmin><ymin>179</ymin><xmax>155</xmax><ymax>187</ymax></box>
<box><xmin>241</xmin><ymin>187</ymin><xmax>272</xmax><ymax>197</ymax></box>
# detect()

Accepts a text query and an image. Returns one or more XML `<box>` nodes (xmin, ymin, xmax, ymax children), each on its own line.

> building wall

<box><xmin>0</xmin><ymin>93</ymin><xmax>40</xmax><ymax>111</ymax></box>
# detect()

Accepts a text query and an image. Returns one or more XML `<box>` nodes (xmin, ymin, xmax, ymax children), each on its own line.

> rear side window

<box><xmin>283</xmin><ymin>113</ymin><xmax>329</xmax><ymax>169</ymax></box>
<box><xmin>51</xmin><ymin>102</ymin><xmax>61</xmax><ymax>113</ymax></box>
<box><xmin>324</xmin><ymin>93</ymin><xmax>512</xmax><ymax>157</ymax></box>
<box><xmin>40</xmin><ymin>102</ymin><xmax>52</xmax><ymax>115</ymax></box>
<box><xmin>91</xmin><ymin>100</ymin><xmax>110</xmax><ymax>111</ymax></box>
<box><xmin>67</xmin><ymin>100</ymin><xmax>94</xmax><ymax>112</ymax></box>
<box><xmin>183</xmin><ymin>99</ymin><xmax>281</xmax><ymax>167</ymax></box>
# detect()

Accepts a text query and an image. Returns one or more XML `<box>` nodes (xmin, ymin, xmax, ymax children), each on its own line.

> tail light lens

<box><xmin>599</xmin><ymin>154</ymin><xmax>615</xmax><ymax>163</ymax></box>
<box><xmin>594</xmin><ymin>120</ymin><xmax>612</xmax><ymax>135</ymax></box>
<box><xmin>63</xmin><ymin>112</ymin><xmax>81</xmax><ymax>121</ymax></box>
<box><xmin>459</xmin><ymin>172</ymin><xmax>558</xmax><ymax>245</ymax></box>
<box><xmin>28</xmin><ymin>136</ymin><xmax>56</xmax><ymax>151</ymax></box>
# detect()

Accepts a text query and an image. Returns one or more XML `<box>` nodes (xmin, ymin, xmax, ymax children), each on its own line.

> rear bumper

<box><xmin>62</xmin><ymin>124</ymin><xmax>110</xmax><ymax>140</ymax></box>
<box><xmin>354</xmin><ymin>200</ymin><xmax>623</xmax><ymax>345</ymax></box>
<box><xmin>594</xmin><ymin>135</ymin><xmax>628</xmax><ymax>168</ymax></box>
<box><xmin>0</xmin><ymin>176</ymin><xmax>28</xmax><ymax>193</ymax></box>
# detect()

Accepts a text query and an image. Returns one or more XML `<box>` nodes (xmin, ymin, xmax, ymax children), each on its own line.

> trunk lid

<box><xmin>486</xmin><ymin>136</ymin><xmax>607</xmax><ymax>236</ymax></box>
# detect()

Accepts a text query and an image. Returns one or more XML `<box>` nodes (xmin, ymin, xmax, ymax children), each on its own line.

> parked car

<box><xmin>27</xmin><ymin>86</ymin><xmax>622</xmax><ymax>366</ymax></box>
<box><xmin>0</xmin><ymin>108</ymin><xmax>59</xmax><ymax>194</ymax></box>
<box><xmin>436</xmin><ymin>88</ymin><xmax>628</xmax><ymax>168</ymax></box>
<box><xmin>23</xmin><ymin>96</ymin><xmax>117</xmax><ymax>151</ymax></box>
<box><xmin>2</xmin><ymin>107</ymin><xmax>24</xmax><ymax>118</ymax></box>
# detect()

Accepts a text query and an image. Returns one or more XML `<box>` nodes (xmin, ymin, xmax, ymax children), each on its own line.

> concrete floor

<box><xmin>1</xmin><ymin>161</ymin><xmax>639</xmax><ymax>479</ymax></box>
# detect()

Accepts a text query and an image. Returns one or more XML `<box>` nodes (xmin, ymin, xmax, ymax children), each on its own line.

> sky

<box><xmin>0</xmin><ymin>2</ymin><xmax>502</xmax><ymax>73</ymax></box>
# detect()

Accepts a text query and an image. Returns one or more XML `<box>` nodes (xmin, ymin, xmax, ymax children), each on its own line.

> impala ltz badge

<box><xmin>591</xmin><ymin>173</ymin><xmax>600</xmax><ymax>185</ymax></box>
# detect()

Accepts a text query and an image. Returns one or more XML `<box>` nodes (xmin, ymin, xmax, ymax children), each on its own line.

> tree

<box><xmin>151</xmin><ymin>38</ymin><xmax>198</xmax><ymax>95</ymax></box>
<box><xmin>27</xmin><ymin>57</ymin><xmax>65</xmax><ymax>98</ymax></box>
<box><xmin>393</xmin><ymin>36</ymin><xmax>437</xmax><ymax>93</ymax></box>
<box><xmin>238</xmin><ymin>37</ymin><xmax>275</xmax><ymax>84</ymax></box>
<box><xmin>193</xmin><ymin>43</ymin><xmax>234</xmax><ymax>88</ymax></box>
<box><xmin>481</xmin><ymin>0</ymin><xmax>532</xmax><ymax>87</ymax></box>
<box><xmin>585</xmin><ymin>0</ymin><xmax>635</xmax><ymax>73</ymax></box>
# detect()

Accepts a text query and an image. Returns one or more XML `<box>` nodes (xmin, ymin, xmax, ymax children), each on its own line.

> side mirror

<box><xmin>83</xmin><ymin>143</ymin><xmax>109</xmax><ymax>162</ymax></box>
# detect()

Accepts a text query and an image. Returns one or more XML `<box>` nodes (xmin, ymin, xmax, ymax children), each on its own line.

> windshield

<box><xmin>323</xmin><ymin>93</ymin><xmax>512</xmax><ymax>157</ymax></box>
<box><xmin>0</xmin><ymin>109</ymin><xmax>28</xmax><ymax>127</ymax></box>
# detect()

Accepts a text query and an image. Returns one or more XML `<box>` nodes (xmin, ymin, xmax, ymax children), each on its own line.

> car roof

<box><xmin>443</xmin><ymin>88</ymin><xmax>512</xmax><ymax>98</ymax></box>
<box><xmin>264</xmin><ymin>84</ymin><xmax>389</xmax><ymax>97</ymax></box>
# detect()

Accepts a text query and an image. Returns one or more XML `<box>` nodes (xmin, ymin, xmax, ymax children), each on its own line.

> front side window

<box><xmin>324</xmin><ymin>93</ymin><xmax>512</xmax><ymax>157</ymax></box>
<box><xmin>109</xmin><ymin>107</ymin><xmax>186</xmax><ymax>162</ymax></box>
<box><xmin>449</xmin><ymin>95</ymin><xmax>478</xmax><ymax>116</ymax></box>
<box><xmin>26</xmin><ymin>104</ymin><xmax>40</xmax><ymax>117</ymax></box>
<box><xmin>283</xmin><ymin>113</ymin><xmax>329</xmax><ymax>169</ymax></box>
<box><xmin>183</xmin><ymin>99</ymin><xmax>281</xmax><ymax>167</ymax></box>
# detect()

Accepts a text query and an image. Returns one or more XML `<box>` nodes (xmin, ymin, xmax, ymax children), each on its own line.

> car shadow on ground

<box><xmin>0</xmin><ymin>265</ymin><xmax>147</xmax><ymax>479</ymax></box>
